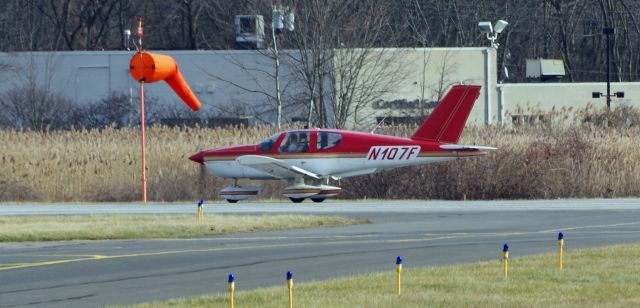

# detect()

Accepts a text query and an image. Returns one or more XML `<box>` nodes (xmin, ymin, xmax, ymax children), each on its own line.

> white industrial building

<box><xmin>0</xmin><ymin>47</ymin><xmax>637</xmax><ymax>128</ymax></box>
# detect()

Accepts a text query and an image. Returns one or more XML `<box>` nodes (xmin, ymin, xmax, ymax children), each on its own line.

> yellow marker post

<box><xmin>197</xmin><ymin>199</ymin><xmax>204</xmax><ymax>223</ymax></box>
<box><xmin>558</xmin><ymin>232</ymin><xmax>564</xmax><ymax>270</ymax></box>
<box><xmin>502</xmin><ymin>244</ymin><xmax>509</xmax><ymax>279</ymax></box>
<box><xmin>228</xmin><ymin>274</ymin><xmax>235</xmax><ymax>308</ymax></box>
<box><xmin>286</xmin><ymin>271</ymin><xmax>293</xmax><ymax>308</ymax></box>
<box><xmin>395</xmin><ymin>256</ymin><xmax>402</xmax><ymax>295</ymax></box>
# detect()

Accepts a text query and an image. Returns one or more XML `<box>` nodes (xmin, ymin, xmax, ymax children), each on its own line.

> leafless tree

<box><xmin>324</xmin><ymin>1</ymin><xmax>409</xmax><ymax>129</ymax></box>
<box><xmin>203</xmin><ymin>48</ymin><xmax>302</xmax><ymax>127</ymax></box>
<box><xmin>285</xmin><ymin>0</ymin><xmax>340</xmax><ymax>128</ymax></box>
<box><xmin>278</xmin><ymin>0</ymin><xmax>408</xmax><ymax>129</ymax></box>
<box><xmin>0</xmin><ymin>54</ymin><xmax>74</xmax><ymax>131</ymax></box>
<box><xmin>1</xmin><ymin>0</ymin><xmax>640</xmax><ymax>88</ymax></box>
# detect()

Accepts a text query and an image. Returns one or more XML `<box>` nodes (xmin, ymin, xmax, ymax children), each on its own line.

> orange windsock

<box><xmin>129</xmin><ymin>52</ymin><xmax>201</xmax><ymax>111</ymax></box>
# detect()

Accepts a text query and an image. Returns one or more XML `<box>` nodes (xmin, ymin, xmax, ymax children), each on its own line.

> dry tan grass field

<box><xmin>1</xmin><ymin>106</ymin><xmax>639</xmax><ymax>202</ymax></box>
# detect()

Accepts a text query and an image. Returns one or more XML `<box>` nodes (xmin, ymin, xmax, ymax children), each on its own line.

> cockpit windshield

<box><xmin>258</xmin><ymin>133</ymin><xmax>280</xmax><ymax>152</ymax></box>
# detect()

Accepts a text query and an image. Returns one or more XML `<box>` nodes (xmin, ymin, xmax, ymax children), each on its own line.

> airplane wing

<box><xmin>236</xmin><ymin>155</ymin><xmax>320</xmax><ymax>180</ymax></box>
<box><xmin>440</xmin><ymin>144</ymin><xmax>497</xmax><ymax>151</ymax></box>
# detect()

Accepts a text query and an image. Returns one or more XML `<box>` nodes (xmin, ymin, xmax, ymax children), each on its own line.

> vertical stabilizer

<box><xmin>411</xmin><ymin>85</ymin><xmax>481</xmax><ymax>143</ymax></box>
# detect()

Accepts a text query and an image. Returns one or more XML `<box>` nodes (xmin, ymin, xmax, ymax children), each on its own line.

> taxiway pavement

<box><xmin>1</xmin><ymin>199</ymin><xmax>639</xmax><ymax>307</ymax></box>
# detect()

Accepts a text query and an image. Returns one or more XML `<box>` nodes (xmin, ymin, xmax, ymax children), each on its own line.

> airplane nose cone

<box><xmin>189</xmin><ymin>151</ymin><xmax>204</xmax><ymax>164</ymax></box>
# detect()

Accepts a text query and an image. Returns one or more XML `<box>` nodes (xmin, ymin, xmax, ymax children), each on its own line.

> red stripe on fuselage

<box><xmin>201</xmin><ymin>151</ymin><xmax>487</xmax><ymax>162</ymax></box>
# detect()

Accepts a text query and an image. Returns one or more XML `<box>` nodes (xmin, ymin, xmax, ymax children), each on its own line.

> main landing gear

<box><xmin>219</xmin><ymin>179</ymin><xmax>261</xmax><ymax>203</ymax></box>
<box><xmin>282</xmin><ymin>178</ymin><xmax>341</xmax><ymax>203</ymax></box>
<box><xmin>219</xmin><ymin>179</ymin><xmax>341</xmax><ymax>203</ymax></box>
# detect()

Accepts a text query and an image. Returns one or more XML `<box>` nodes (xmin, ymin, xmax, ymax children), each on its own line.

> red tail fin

<box><xmin>411</xmin><ymin>85</ymin><xmax>481</xmax><ymax>143</ymax></box>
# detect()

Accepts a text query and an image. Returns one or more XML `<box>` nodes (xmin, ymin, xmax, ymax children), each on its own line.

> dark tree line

<box><xmin>1</xmin><ymin>0</ymin><xmax>639</xmax><ymax>82</ymax></box>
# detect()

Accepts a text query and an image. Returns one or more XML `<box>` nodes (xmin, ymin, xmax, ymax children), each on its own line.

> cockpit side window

<box><xmin>279</xmin><ymin>131</ymin><xmax>310</xmax><ymax>153</ymax></box>
<box><xmin>317</xmin><ymin>132</ymin><xmax>342</xmax><ymax>151</ymax></box>
<box><xmin>258</xmin><ymin>133</ymin><xmax>280</xmax><ymax>152</ymax></box>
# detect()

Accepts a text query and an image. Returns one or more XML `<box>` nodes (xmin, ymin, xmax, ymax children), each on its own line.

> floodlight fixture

<box><xmin>272</xmin><ymin>6</ymin><xmax>295</xmax><ymax>33</ymax></box>
<box><xmin>124</xmin><ymin>29</ymin><xmax>132</xmax><ymax>50</ymax></box>
<box><xmin>285</xmin><ymin>10</ymin><xmax>295</xmax><ymax>32</ymax></box>
<box><xmin>494</xmin><ymin>20</ymin><xmax>509</xmax><ymax>34</ymax></box>
<box><xmin>272</xmin><ymin>8</ymin><xmax>284</xmax><ymax>32</ymax></box>
<box><xmin>478</xmin><ymin>20</ymin><xmax>508</xmax><ymax>48</ymax></box>
<box><xmin>478</xmin><ymin>21</ymin><xmax>493</xmax><ymax>34</ymax></box>
<box><xmin>478</xmin><ymin>19</ymin><xmax>509</xmax><ymax>48</ymax></box>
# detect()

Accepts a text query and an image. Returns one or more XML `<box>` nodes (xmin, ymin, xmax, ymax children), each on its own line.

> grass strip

<box><xmin>0</xmin><ymin>214</ymin><xmax>364</xmax><ymax>242</ymax></box>
<box><xmin>127</xmin><ymin>244</ymin><xmax>640</xmax><ymax>307</ymax></box>
<box><xmin>3</xmin><ymin>124</ymin><xmax>640</xmax><ymax>202</ymax></box>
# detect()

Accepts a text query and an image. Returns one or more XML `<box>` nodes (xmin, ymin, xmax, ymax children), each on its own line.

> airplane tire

<box><xmin>289</xmin><ymin>197</ymin><xmax>305</xmax><ymax>203</ymax></box>
<box><xmin>311</xmin><ymin>198</ymin><xmax>325</xmax><ymax>203</ymax></box>
<box><xmin>226</xmin><ymin>199</ymin><xmax>239</xmax><ymax>203</ymax></box>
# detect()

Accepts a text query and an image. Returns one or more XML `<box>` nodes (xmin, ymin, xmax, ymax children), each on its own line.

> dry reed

<box><xmin>1</xmin><ymin>106</ymin><xmax>639</xmax><ymax>201</ymax></box>
<box><xmin>0</xmin><ymin>125</ymin><xmax>282</xmax><ymax>202</ymax></box>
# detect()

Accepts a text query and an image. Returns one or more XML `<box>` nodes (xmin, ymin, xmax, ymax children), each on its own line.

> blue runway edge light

<box><xmin>228</xmin><ymin>274</ymin><xmax>235</xmax><ymax>283</ymax></box>
<box><xmin>286</xmin><ymin>271</ymin><xmax>293</xmax><ymax>280</ymax></box>
<box><xmin>503</xmin><ymin>243</ymin><xmax>509</xmax><ymax>252</ymax></box>
<box><xmin>396</xmin><ymin>256</ymin><xmax>402</xmax><ymax>264</ymax></box>
<box><xmin>558</xmin><ymin>232</ymin><xmax>564</xmax><ymax>240</ymax></box>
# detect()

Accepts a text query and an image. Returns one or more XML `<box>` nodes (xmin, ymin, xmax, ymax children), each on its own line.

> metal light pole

<box><xmin>478</xmin><ymin>20</ymin><xmax>508</xmax><ymax>125</ymax></box>
<box><xmin>592</xmin><ymin>28</ymin><xmax>622</xmax><ymax>111</ymax></box>
<box><xmin>271</xmin><ymin>6</ymin><xmax>294</xmax><ymax>129</ymax></box>
<box><xmin>603</xmin><ymin>27</ymin><xmax>614</xmax><ymax>111</ymax></box>
<box><xmin>271</xmin><ymin>20</ymin><xmax>282</xmax><ymax>129</ymax></box>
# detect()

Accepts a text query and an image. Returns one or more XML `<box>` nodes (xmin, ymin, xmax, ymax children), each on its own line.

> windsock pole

<box><xmin>136</xmin><ymin>17</ymin><xmax>147</xmax><ymax>203</ymax></box>
<box><xmin>140</xmin><ymin>79</ymin><xmax>147</xmax><ymax>203</ymax></box>
<box><xmin>128</xmin><ymin>17</ymin><xmax>202</xmax><ymax>204</ymax></box>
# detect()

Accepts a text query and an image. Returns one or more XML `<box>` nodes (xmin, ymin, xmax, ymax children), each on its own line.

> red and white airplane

<box><xmin>189</xmin><ymin>84</ymin><xmax>495</xmax><ymax>203</ymax></box>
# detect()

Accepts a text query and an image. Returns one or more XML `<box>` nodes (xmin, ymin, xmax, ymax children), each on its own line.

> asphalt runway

<box><xmin>1</xmin><ymin>199</ymin><xmax>640</xmax><ymax>307</ymax></box>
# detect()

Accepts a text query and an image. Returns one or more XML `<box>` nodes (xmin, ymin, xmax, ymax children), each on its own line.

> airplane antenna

<box><xmin>370</xmin><ymin>115</ymin><xmax>389</xmax><ymax>134</ymax></box>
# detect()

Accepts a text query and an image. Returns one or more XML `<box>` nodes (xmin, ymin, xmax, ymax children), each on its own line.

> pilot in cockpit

<box><xmin>298</xmin><ymin>133</ymin><xmax>309</xmax><ymax>152</ymax></box>
<box><xmin>285</xmin><ymin>133</ymin><xmax>299</xmax><ymax>152</ymax></box>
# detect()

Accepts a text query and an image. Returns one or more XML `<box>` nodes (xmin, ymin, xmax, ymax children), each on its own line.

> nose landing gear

<box><xmin>220</xmin><ymin>179</ymin><xmax>261</xmax><ymax>203</ymax></box>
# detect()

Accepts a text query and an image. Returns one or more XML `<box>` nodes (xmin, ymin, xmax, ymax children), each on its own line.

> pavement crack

<box><xmin>0</xmin><ymin>293</ymin><xmax>95</xmax><ymax>307</ymax></box>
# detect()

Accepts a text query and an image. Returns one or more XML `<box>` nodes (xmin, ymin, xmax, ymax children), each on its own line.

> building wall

<box><xmin>499</xmin><ymin>82</ymin><xmax>640</xmax><ymax>125</ymax></box>
<box><xmin>354</xmin><ymin>48</ymin><xmax>639</xmax><ymax>128</ymax></box>
<box><xmin>0</xmin><ymin>51</ymin><xmax>309</xmax><ymax>125</ymax></box>
<box><xmin>352</xmin><ymin>47</ymin><xmax>497</xmax><ymax>128</ymax></box>
<box><xmin>1</xmin><ymin>49</ymin><xmax>637</xmax><ymax>129</ymax></box>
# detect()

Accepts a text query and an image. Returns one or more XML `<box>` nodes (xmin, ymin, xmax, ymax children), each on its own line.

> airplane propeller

<box><xmin>199</xmin><ymin>161</ymin><xmax>207</xmax><ymax>198</ymax></box>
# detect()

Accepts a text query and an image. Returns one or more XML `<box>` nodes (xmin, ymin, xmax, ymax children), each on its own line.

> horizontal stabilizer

<box><xmin>440</xmin><ymin>144</ymin><xmax>497</xmax><ymax>151</ymax></box>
